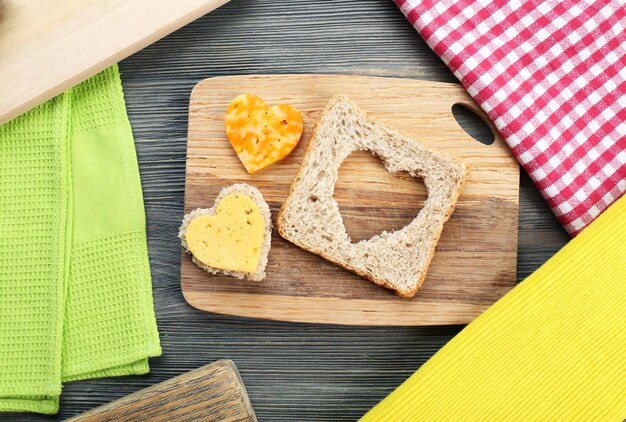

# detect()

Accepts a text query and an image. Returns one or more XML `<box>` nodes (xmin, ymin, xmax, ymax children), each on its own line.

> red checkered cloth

<box><xmin>396</xmin><ymin>0</ymin><xmax>626</xmax><ymax>236</ymax></box>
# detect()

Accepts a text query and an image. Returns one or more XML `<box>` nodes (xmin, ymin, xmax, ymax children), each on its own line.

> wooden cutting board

<box><xmin>182</xmin><ymin>75</ymin><xmax>520</xmax><ymax>326</ymax></box>
<box><xmin>0</xmin><ymin>0</ymin><xmax>229</xmax><ymax>125</ymax></box>
<box><xmin>68</xmin><ymin>360</ymin><xmax>256</xmax><ymax>422</ymax></box>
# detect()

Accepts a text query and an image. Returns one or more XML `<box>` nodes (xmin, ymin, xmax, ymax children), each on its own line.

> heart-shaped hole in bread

<box><xmin>334</xmin><ymin>150</ymin><xmax>427</xmax><ymax>243</ymax></box>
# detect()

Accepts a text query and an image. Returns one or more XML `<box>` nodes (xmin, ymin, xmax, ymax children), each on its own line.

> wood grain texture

<box><xmin>68</xmin><ymin>360</ymin><xmax>256</xmax><ymax>422</ymax></box>
<box><xmin>182</xmin><ymin>75</ymin><xmax>519</xmax><ymax>325</ymax></box>
<box><xmin>0</xmin><ymin>0</ymin><xmax>230</xmax><ymax>125</ymax></box>
<box><xmin>2</xmin><ymin>1</ymin><xmax>570</xmax><ymax>421</ymax></box>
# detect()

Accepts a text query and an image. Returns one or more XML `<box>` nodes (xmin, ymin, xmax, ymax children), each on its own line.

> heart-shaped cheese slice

<box><xmin>225</xmin><ymin>94</ymin><xmax>303</xmax><ymax>174</ymax></box>
<box><xmin>185</xmin><ymin>193</ymin><xmax>265</xmax><ymax>273</ymax></box>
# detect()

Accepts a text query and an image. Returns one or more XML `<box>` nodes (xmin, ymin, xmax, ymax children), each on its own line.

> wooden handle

<box><xmin>0</xmin><ymin>0</ymin><xmax>230</xmax><ymax>125</ymax></box>
<box><xmin>68</xmin><ymin>360</ymin><xmax>257</xmax><ymax>422</ymax></box>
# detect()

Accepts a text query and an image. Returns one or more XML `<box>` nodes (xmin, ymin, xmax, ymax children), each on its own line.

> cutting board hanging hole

<box><xmin>334</xmin><ymin>150</ymin><xmax>427</xmax><ymax>243</ymax></box>
<box><xmin>452</xmin><ymin>103</ymin><xmax>495</xmax><ymax>146</ymax></box>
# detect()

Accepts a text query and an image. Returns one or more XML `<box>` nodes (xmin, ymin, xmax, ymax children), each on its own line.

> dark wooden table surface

<box><xmin>11</xmin><ymin>1</ymin><xmax>569</xmax><ymax>420</ymax></box>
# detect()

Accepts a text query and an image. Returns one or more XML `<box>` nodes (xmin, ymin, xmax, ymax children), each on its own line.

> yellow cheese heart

<box><xmin>186</xmin><ymin>193</ymin><xmax>265</xmax><ymax>273</ymax></box>
<box><xmin>225</xmin><ymin>94</ymin><xmax>303</xmax><ymax>174</ymax></box>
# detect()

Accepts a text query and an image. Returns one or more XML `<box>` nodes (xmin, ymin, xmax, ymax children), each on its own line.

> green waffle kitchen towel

<box><xmin>0</xmin><ymin>65</ymin><xmax>161</xmax><ymax>414</ymax></box>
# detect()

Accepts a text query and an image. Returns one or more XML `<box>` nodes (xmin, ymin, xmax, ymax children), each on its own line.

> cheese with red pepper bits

<box><xmin>225</xmin><ymin>94</ymin><xmax>303</xmax><ymax>174</ymax></box>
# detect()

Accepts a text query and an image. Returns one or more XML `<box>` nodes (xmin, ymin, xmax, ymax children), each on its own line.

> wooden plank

<box><xmin>68</xmin><ymin>360</ymin><xmax>256</xmax><ymax>422</ymax></box>
<box><xmin>181</xmin><ymin>74</ymin><xmax>520</xmax><ymax>326</ymax></box>
<box><xmin>0</xmin><ymin>0</ymin><xmax>230</xmax><ymax>125</ymax></box>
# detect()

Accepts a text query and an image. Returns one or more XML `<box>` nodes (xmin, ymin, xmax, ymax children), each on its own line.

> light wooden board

<box><xmin>0</xmin><ymin>0</ymin><xmax>229</xmax><ymax>125</ymax></box>
<box><xmin>182</xmin><ymin>74</ymin><xmax>520</xmax><ymax>326</ymax></box>
<box><xmin>68</xmin><ymin>360</ymin><xmax>256</xmax><ymax>422</ymax></box>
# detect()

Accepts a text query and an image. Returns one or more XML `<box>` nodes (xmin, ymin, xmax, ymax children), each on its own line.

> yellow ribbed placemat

<box><xmin>361</xmin><ymin>194</ymin><xmax>626</xmax><ymax>421</ymax></box>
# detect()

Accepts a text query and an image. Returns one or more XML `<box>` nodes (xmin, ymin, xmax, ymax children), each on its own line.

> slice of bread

<box><xmin>179</xmin><ymin>183</ymin><xmax>272</xmax><ymax>281</ymax></box>
<box><xmin>277</xmin><ymin>95</ymin><xmax>469</xmax><ymax>298</ymax></box>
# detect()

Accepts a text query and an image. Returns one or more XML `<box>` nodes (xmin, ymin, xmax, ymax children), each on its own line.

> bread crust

<box><xmin>277</xmin><ymin>95</ymin><xmax>469</xmax><ymax>298</ymax></box>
